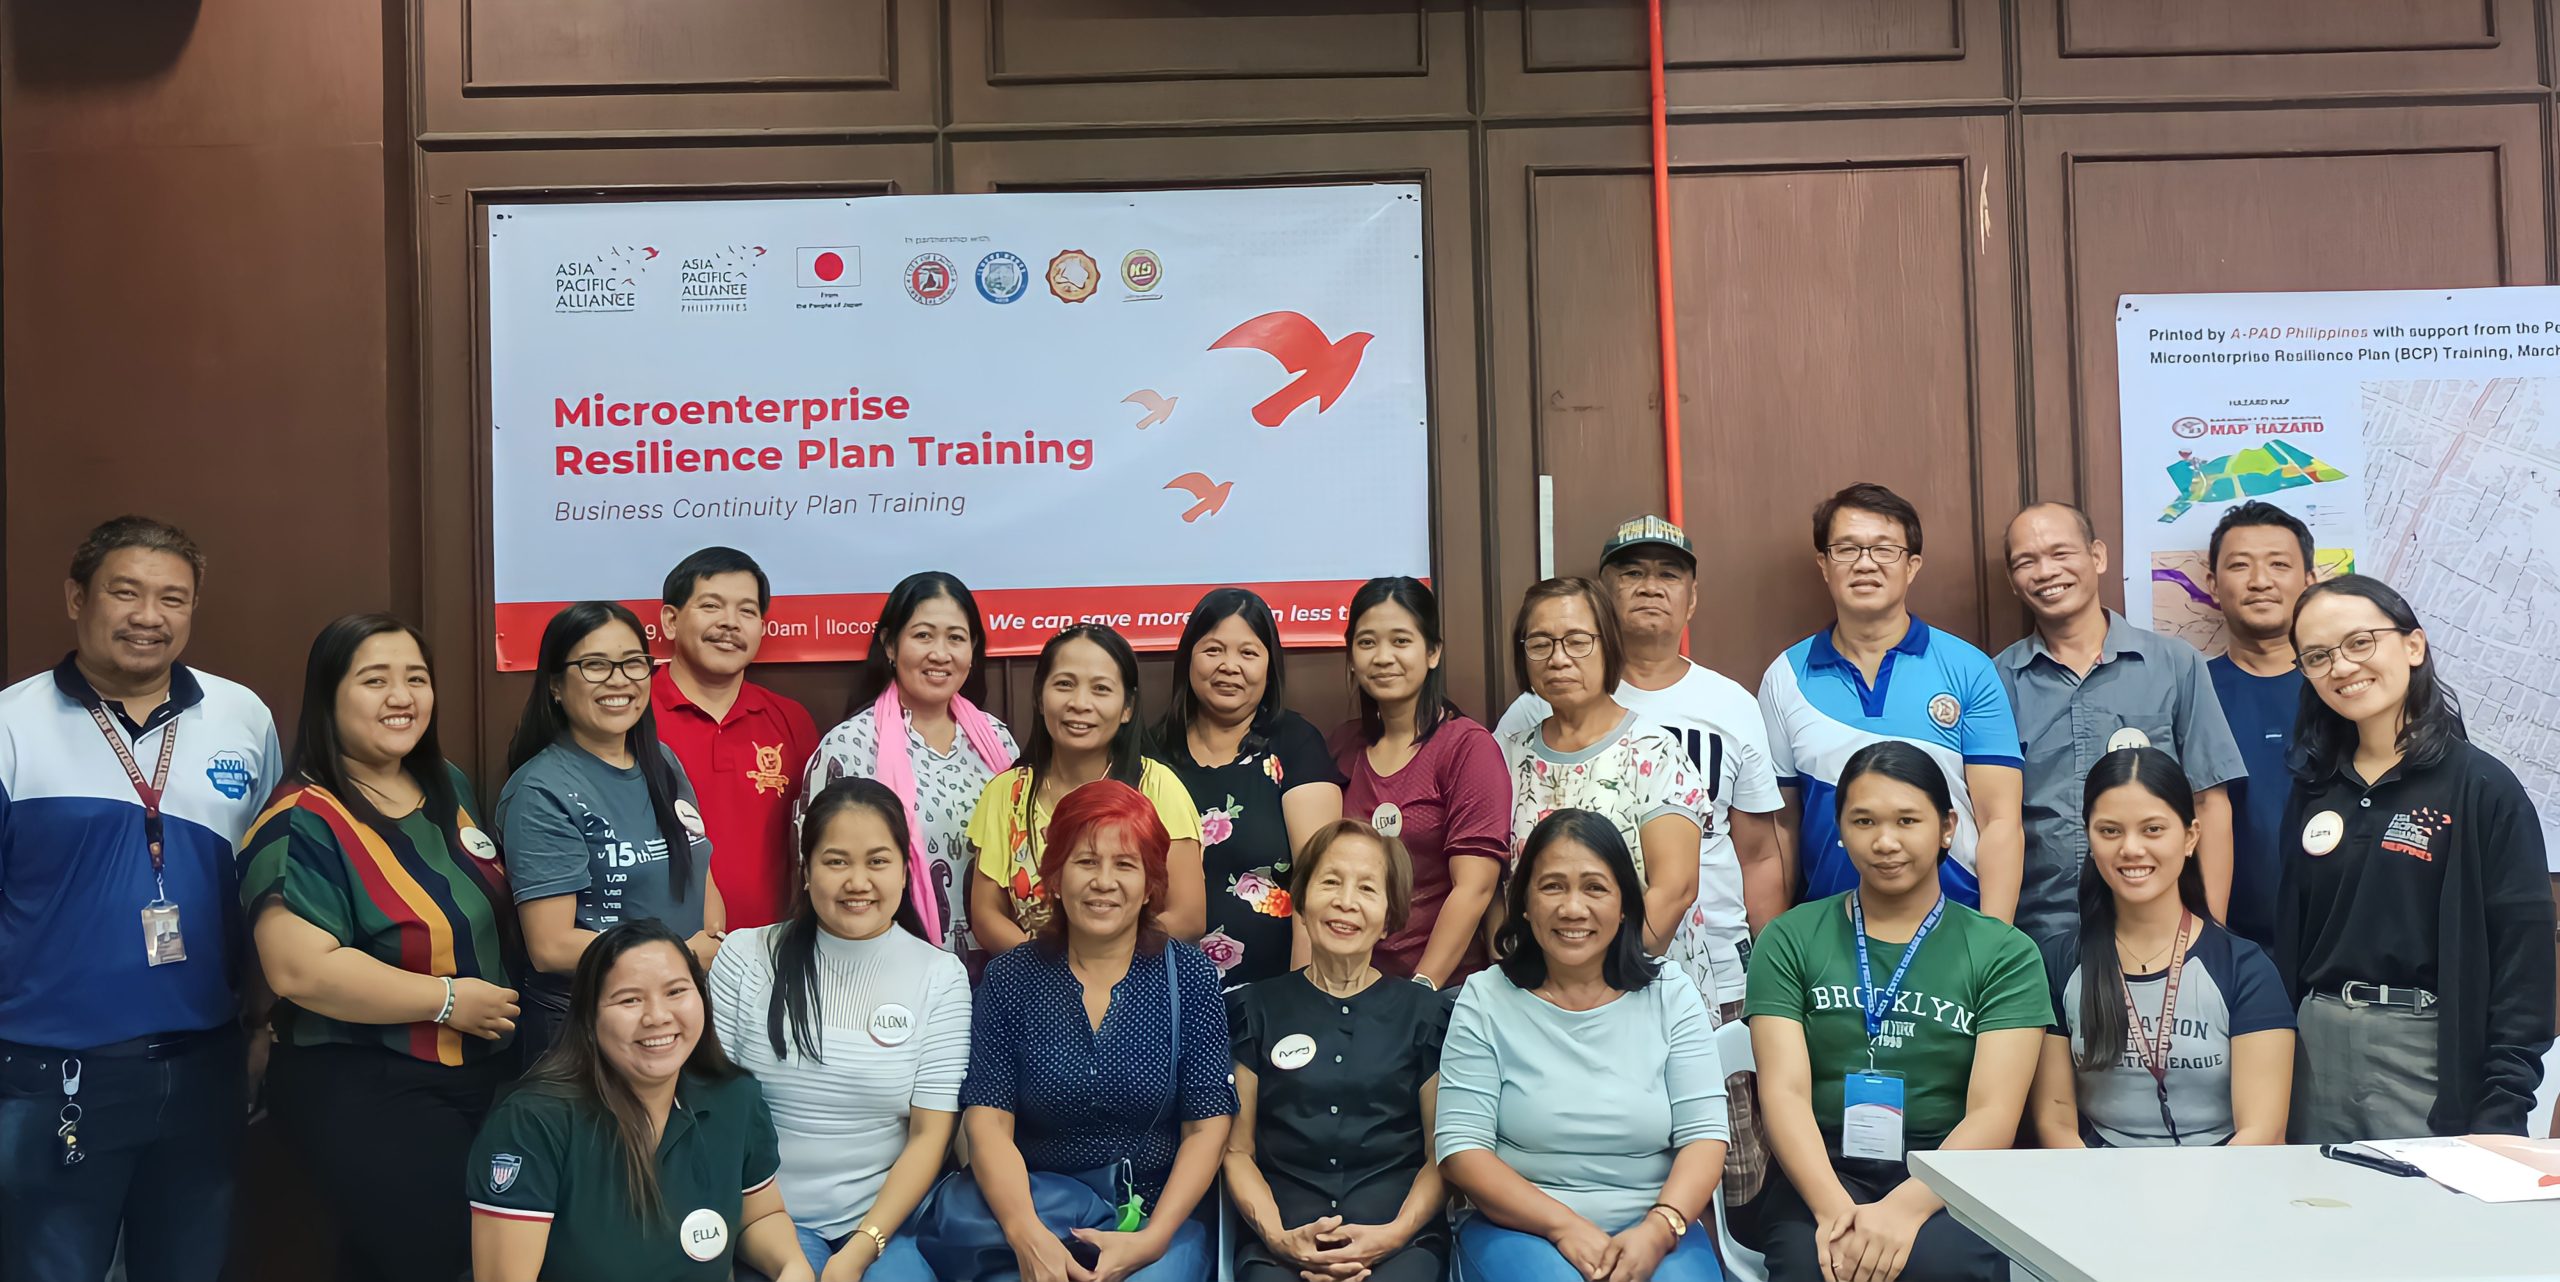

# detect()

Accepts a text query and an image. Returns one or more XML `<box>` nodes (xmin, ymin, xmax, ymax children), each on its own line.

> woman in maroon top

<box><xmin>1327</xmin><ymin>577</ymin><xmax>1512</xmax><ymax>990</ymax></box>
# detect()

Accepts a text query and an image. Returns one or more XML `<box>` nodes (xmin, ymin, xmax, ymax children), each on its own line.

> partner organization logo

<box><xmin>976</xmin><ymin>251</ymin><xmax>1029</xmax><ymax>304</ymax></box>
<box><xmin>794</xmin><ymin>246</ymin><xmax>860</xmax><ymax>289</ymax></box>
<box><xmin>906</xmin><ymin>254</ymin><xmax>957</xmax><ymax>305</ymax></box>
<box><xmin>1046</xmin><ymin>249</ymin><xmax>1100</xmax><ymax>303</ymax></box>
<box><xmin>551</xmin><ymin>244</ymin><xmax>657</xmax><ymax>315</ymax></box>
<box><xmin>677</xmin><ymin>244</ymin><xmax>762</xmax><ymax>315</ymax></box>
<box><xmin>1121</xmin><ymin>248</ymin><xmax>1163</xmax><ymax>298</ymax></box>
<box><xmin>2172</xmin><ymin>416</ymin><xmax>2209</xmax><ymax>439</ymax></box>
<box><xmin>1927</xmin><ymin>693</ymin><xmax>1961</xmax><ymax>730</ymax></box>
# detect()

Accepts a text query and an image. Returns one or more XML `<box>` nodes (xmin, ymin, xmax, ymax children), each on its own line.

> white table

<box><xmin>1910</xmin><ymin>1145</ymin><xmax>2560</xmax><ymax>1282</ymax></box>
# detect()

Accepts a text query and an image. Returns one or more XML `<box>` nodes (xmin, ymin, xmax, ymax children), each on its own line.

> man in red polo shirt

<box><xmin>651</xmin><ymin>547</ymin><xmax>818</xmax><ymax>929</ymax></box>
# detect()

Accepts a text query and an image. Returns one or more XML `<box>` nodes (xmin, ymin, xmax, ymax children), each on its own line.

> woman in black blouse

<box><xmin>1155</xmin><ymin>588</ymin><xmax>1345</xmax><ymax>988</ymax></box>
<box><xmin>1224</xmin><ymin>819</ymin><xmax>1449</xmax><ymax>1282</ymax></box>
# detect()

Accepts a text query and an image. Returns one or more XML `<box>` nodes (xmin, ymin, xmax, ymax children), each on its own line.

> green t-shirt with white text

<box><xmin>1745</xmin><ymin>892</ymin><xmax>2049</xmax><ymax>1152</ymax></box>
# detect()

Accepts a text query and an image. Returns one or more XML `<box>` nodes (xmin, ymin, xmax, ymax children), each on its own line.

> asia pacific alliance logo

<box><xmin>676</xmin><ymin>244</ymin><xmax>762</xmax><ymax>315</ymax></box>
<box><xmin>1121</xmin><ymin>248</ymin><xmax>1163</xmax><ymax>298</ymax></box>
<box><xmin>1046</xmin><ymin>249</ymin><xmax>1100</xmax><ymax>303</ymax></box>
<box><xmin>205</xmin><ymin>753</ymin><xmax>254</xmax><ymax>800</ymax></box>
<box><xmin>2380</xmin><ymin>807</ymin><xmax>2454</xmax><ymax>863</ymax></box>
<box><xmin>906</xmin><ymin>254</ymin><xmax>957</xmax><ymax>305</ymax></box>
<box><xmin>552</xmin><ymin>244</ymin><xmax>657</xmax><ymax>315</ymax></box>
<box><xmin>975</xmin><ymin>251</ymin><xmax>1029</xmax><ymax>304</ymax></box>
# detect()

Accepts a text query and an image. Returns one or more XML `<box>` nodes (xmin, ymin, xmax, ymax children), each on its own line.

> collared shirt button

<box><xmin>1329</xmin><ymin>1158</ymin><xmax>1340</xmax><ymax>1167</ymax></box>
<box><xmin>2360</xmin><ymin>798</ymin><xmax>2372</xmax><ymax>808</ymax></box>
<box><xmin>1334</xmin><ymin>1054</ymin><xmax>1344</xmax><ymax>1063</ymax></box>
<box><xmin>1340</xmin><ymin>1006</ymin><xmax>1351</xmax><ymax>1015</ymax></box>
<box><xmin>1329</xmin><ymin>1105</ymin><xmax>1339</xmax><ymax>1114</ymax></box>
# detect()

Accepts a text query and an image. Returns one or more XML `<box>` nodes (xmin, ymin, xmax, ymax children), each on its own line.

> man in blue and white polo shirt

<box><xmin>1757</xmin><ymin>483</ymin><xmax>2026</xmax><ymax>921</ymax></box>
<box><xmin>0</xmin><ymin>516</ymin><xmax>281</xmax><ymax>1282</ymax></box>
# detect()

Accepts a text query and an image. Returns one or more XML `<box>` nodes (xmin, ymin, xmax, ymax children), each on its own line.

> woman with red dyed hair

<box><xmin>917</xmin><ymin>780</ymin><xmax>1236</xmax><ymax>1282</ymax></box>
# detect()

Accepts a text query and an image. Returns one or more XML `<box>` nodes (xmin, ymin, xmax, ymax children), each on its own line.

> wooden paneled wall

<box><xmin>7</xmin><ymin>1</ymin><xmax>2560</xmax><ymax>1275</ymax></box>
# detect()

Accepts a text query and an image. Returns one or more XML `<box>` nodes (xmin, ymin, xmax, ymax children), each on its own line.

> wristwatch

<box><xmin>854</xmin><ymin>1224</ymin><xmax>890</xmax><ymax>1256</ymax></box>
<box><xmin>1648</xmin><ymin>1205</ymin><xmax>1688</xmax><ymax>1239</ymax></box>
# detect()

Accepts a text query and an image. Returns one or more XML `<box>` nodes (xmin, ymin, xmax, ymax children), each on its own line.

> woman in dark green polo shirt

<box><xmin>468</xmin><ymin>919</ymin><xmax>809</xmax><ymax>1282</ymax></box>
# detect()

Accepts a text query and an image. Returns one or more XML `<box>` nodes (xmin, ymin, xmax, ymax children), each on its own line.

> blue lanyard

<box><xmin>1850</xmin><ymin>891</ymin><xmax>1945</xmax><ymax>1045</ymax></box>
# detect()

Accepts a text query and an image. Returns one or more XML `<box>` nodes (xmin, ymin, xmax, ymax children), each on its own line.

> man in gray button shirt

<box><xmin>1995</xmin><ymin>503</ymin><xmax>2247</xmax><ymax>948</ymax></box>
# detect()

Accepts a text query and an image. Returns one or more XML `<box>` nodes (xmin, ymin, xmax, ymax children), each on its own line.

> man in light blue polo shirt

<box><xmin>0</xmin><ymin>516</ymin><xmax>282</xmax><ymax>1282</ymax></box>
<box><xmin>1757</xmin><ymin>483</ymin><xmax>2026</xmax><ymax>920</ymax></box>
<box><xmin>1996</xmin><ymin>502</ymin><xmax>2246</xmax><ymax>948</ymax></box>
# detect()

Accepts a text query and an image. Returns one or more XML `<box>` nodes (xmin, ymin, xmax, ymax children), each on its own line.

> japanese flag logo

<box><xmin>795</xmin><ymin>247</ymin><xmax>859</xmax><ymax>288</ymax></box>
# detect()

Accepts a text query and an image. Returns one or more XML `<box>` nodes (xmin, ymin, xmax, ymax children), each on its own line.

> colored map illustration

<box><xmin>2156</xmin><ymin>439</ymin><xmax>2350</xmax><ymax>522</ymax></box>
<box><xmin>2362</xmin><ymin>378</ymin><xmax>2560</xmax><ymax>856</ymax></box>
<box><xmin>2149</xmin><ymin>548</ymin><xmax>2356</xmax><ymax>656</ymax></box>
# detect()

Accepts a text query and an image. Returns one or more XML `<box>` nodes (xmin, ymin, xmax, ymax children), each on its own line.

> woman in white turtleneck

<box><xmin>711</xmin><ymin>778</ymin><xmax>970</xmax><ymax>1282</ymax></box>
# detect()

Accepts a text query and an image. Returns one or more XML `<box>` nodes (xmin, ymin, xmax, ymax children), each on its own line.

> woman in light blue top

<box><xmin>1437</xmin><ymin>808</ymin><xmax>1729</xmax><ymax>1282</ymax></box>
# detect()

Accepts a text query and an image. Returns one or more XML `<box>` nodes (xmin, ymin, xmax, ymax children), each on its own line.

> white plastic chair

<box><xmin>1713</xmin><ymin>1016</ymin><xmax>1769</xmax><ymax>1282</ymax></box>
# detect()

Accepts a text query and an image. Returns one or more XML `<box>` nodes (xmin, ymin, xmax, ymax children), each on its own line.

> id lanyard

<box><xmin>2121</xmin><ymin>911</ymin><xmax>2195</xmax><ymax>1144</ymax></box>
<box><xmin>85</xmin><ymin>705</ymin><xmax>178</xmax><ymax>903</ymax></box>
<box><xmin>1850</xmin><ymin>890</ymin><xmax>1945</xmax><ymax>1067</ymax></box>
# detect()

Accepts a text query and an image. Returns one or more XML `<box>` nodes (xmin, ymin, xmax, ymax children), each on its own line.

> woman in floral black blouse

<box><xmin>1154</xmin><ymin>589</ymin><xmax>1345</xmax><ymax>987</ymax></box>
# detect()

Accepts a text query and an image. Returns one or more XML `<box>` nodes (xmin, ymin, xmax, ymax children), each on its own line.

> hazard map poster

<box><xmin>2117</xmin><ymin>287</ymin><xmax>2560</xmax><ymax>868</ymax></box>
<box><xmin>484</xmin><ymin>186</ymin><xmax>1428</xmax><ymax>669</ymax></box>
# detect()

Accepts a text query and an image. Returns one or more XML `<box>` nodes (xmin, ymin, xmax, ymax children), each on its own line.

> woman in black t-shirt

<box><xmin>1154</xmin><ymin>589</ymin><xmax>1345</xmax><ymax>988</ymax></box>
<box><xmin>1225</xmin><ymin>820</ymin><xmax>1448</xmax><ymax>1282</ymax></box>
<box><xmin>2276</xmin><ymin>575</ymin><xmax>2555</xmax><ymax>1142</ymax></box>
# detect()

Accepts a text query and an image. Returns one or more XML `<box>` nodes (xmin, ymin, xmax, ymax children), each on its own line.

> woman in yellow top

<box><xmin>967</xmin><ymin>624</ymin><xmax>1203</xmax><ymax>953</ymax></box>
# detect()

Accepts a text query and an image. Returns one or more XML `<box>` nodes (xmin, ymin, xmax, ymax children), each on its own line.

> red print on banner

<box><xmin>1164</xmin><ymin>473</ymin><xmax>1233</xmax><ymax>522</ymax></box>
<box><xmin>1124</xmin><ymin>389</ymin><xmax>1177</xmax><ymax>429</ymax></box>
<box><xmin>1209</xmin><ymin>312</ymin><xmax>1373</xmax><ymax>427</ymax></box>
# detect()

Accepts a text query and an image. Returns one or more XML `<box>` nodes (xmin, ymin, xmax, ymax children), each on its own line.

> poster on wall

<box><xmin>2117</xmin><ymin>287</ymin><xmax>2560</xmax><ymax>868</ymax></box>
<box><xmin>485</xmin><ymin>185</ymin><xmax>1429</xmax><ymax>668</ymax></box>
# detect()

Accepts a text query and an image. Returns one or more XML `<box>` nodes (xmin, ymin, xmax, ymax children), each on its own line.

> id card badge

<box><xmin>1842</xmin><ymin>1071</ymin><xmax>1906</xmax><ymax>1162</ymax></box>
<box><xmin>141</xmin><ymin>900</ymin><xmax>187</xmax><ymax>966</ymax></box>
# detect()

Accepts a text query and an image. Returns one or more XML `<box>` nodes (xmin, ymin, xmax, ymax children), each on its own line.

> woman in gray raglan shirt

<box><xmin>497</xmin><ymin>601</ymin><xmax>720</xmax><ymax>1063</ymax></box>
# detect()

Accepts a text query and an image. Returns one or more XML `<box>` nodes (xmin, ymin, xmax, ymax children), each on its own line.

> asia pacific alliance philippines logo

<box><xmin>552</xmin><ymin>244</ymin><xmax>657</xmax><ymax>315</ymax></box>
<box><xmin>976</xmin><ymin>251</ymin><xmax>1029</xmax><ymax>304</ymax></box>
<box><xmin>677</xmin><ymin>245</ymin><xmax>762</xmax><ymax>315</ymax></box>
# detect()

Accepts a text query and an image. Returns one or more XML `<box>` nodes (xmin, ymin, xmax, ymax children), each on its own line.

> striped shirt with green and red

<box><xmin>238</xmin><ymin>765</ymin><xmax>515</xmax><ymax>1066</ymax></box>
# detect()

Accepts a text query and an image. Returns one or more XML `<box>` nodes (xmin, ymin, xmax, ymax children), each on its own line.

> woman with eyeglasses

<box><xmin>2029</xmin><ymin>748</ymin><xmax>2295</xmax><ymax>1148</ymax></box>
<box><xmin>499</xmin><ymin>602</ymin><xmax>723</xmax><ymax>1064</ymax></box>
<box><xmin>2276</xmin><ymin>575</ymin><xmax>2555</xmax><ymax>1142</ymax></box>
<box><xmin>1499</xmin><ymin>578</ymin><xmax>1706</xmax><ymax>959</ymax></box>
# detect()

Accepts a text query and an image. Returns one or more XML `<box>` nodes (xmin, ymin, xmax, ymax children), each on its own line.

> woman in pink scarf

<box><xmin>801</xmin><ymin>572</ymin><xmax>1016</xmax><ymax>960</ymax></box>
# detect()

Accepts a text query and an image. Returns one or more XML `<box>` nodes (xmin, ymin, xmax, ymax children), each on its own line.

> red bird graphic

<box><xmin>1209</xmin><ymin>312</ymin><xmax>1373</xmax><ymax>427</ymax></box>
<box><xmin>1123</xmin><ymin>390</ymin><xmax>1177</xmax><ymax>429</ymax></box>
<box><xmin>1164</xmin><ymin>472</ymin><xmax>1232</xmax><ymax>522</ymax></box>
<box><xmin>641</xmin><ymin>246</ymin><xmax>660</xmax><ymax>260</ymax></box>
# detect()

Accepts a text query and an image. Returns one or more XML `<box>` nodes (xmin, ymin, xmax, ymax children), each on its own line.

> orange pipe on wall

<box><xmin>1646</xmin><ymin>0</ymin><xmax>1684</xmax><ymax>530</ymax></box>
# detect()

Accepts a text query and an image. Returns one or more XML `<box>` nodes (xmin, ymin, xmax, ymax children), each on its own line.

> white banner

<box><xmin>485</xmin><ymin>186</ymin><xmax>1429</xmax><ymax>667</ymax></box>
<box><xmin>2117</xmin><ymin>287</ymin><xmax>2560</xmax><ymax>867</ymax></box>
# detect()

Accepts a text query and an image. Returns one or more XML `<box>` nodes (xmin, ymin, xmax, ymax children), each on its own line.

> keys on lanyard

<box><xmin>57</xmin><ymin>1058</ymin><xmax>84</xmax><ymax>1168</ymax></box>
<box><xmin>83</xmin><ymin>704</ymin><xmax>188</xmax><ymax>966</ymax></box>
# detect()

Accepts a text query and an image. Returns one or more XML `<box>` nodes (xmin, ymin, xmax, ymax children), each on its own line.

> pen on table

<box><xmin>2317</xmin><ymin>1144</ymin><xmax>2425</xmax><ymax>1178</ymax></box>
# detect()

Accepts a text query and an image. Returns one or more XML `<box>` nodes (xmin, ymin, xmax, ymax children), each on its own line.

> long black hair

<box><xmin>1017</xmin><ymin>624</ymin><xmax>1148</xmax><ymax>842</ymax></box>
<box><xmin>1344</xmin><ymin>575</ymin><xmax>1457</xmax><ymax>745</ymax></box>
<box><xmin>2286</xmin><ymin>574</ymin><xmax>2466</xmax><ymax>781</ymax></box>
<box><xmin>506</xmin><ymin>601</ymin><xmax>699</xmax><ymax>903</ymax></box>
<box><xmin>1155</xmin><ymin>587</ymin><xmax>1286</xmax><ymax>753</ymax></box>
<box><xmin>849</xmin><ymin>570</ymin><xmax>990</xmax><ymax>715</ymax></box>
<box><xmin>765</xmin><ymin>778</ymin><xmax>930</xmax><ymax>1062</ymax></box>
<box><xmin>2071</xmin><ymin>748</ymin><xmax>2212</xmax><ymax>1073</ymax></box>
<box><xmin>523</xmin><ymin>920</ymin><xmax>740</xmax><ymax>1225</ymax></box>
<box><xmin>1495</xmin><ymin>808</ymin><xmax>1655</xmax><ymax>993</ymax></box>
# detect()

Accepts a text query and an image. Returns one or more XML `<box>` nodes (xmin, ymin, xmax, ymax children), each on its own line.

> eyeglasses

<box><xmin>1825</xmin><ymin>544</ymin><xmax>1909</xmax><ymax>565</ymax></box>
<box><xmin>1520</xmin><ymin>632</ymin><xmax>1599</xmax><ymax>662</ymax></box>
<box><xmin>2297</xmin><ymin>628</ymin><xmax>2409</xmax><ymax>676</ymax></box>
<box><xmin>569</xmin><ymin>655</ymin><xmax>656</xmax><ymax>684</ymax></box>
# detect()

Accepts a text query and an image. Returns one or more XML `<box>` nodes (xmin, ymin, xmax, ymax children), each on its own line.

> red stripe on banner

<box><xmin>491</xmin><ymin>578</ymin><xmax>1409</xmax><ymax>670</ymax></box>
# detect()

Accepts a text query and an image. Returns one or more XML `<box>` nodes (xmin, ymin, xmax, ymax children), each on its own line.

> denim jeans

<box><xmin>0</xmin><ymin>1027</ymin><xmax>245</xmax><ymax>1282</ymax></box>
<box><xmin>759</xmin><ymin>1223</ymin><xmax>940</xmax><ymax>1282</ymax></box>
<box><xmin>1455</xmin><ymin>1213</ymin><xmax>1725</xmax><ymax>1282</ymax></box>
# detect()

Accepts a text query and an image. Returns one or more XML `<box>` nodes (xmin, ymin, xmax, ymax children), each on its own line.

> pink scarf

<box><xmin>868</xmin><ymin>681</ymin><xmax>1012</xmax><ymax>944</ymax></box>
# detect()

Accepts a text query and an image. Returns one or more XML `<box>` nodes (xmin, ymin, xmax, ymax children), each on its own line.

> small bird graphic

<box><xmin>1209</xmin><ymin>311</ymin><xmax>1374</xmax><ymax>427</ymax></box>
<box><xmin>1124</xmin><ymin>390</ymin><xmax>1177</xmax><ymax>429</ymax></box>
<box><xmin>641</xmin><ymin>246</ymin><xmax>660</xmax><ymax>260</ymax></box>
<box><xmin>751</xmin><ymin>245</ymin><xmax>768</xmax><ymax>256</ymax></box>
<box><xmin>1164</xmin><ymin>472</ymin><xmax>1233</xmax><ymax>522</ymax></box>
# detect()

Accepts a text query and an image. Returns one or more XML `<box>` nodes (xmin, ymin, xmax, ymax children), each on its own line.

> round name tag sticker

<box><xmin>674</xmin><ymin>799</ymin><xmax>708</xmax><ymax>839</ymax></box>
<box><xmin>679</xmin><ymin>1208</ymin><xmax>728</xmax><ymax>1262</ymax></box>
<box><xmin>2106</xmin><ymin>727</ymin><xmax>2152</xmax><ymax>752</ymax></box>
<box><xmin>1370</xmin><ymin>803</ymin><xmax>1403</xmax><ymax>838</ymax></box>
<box><xmin>1269</xmin><ymin>1033</ymin><xmax>1317</xmax><ymax>1071</ymax></box>
<box><xmin>2303</xmin><ymin>810</ymin><xmax>2346</xmax><ymax>856</ymax></box>
<box><xmin>869</xmin><ymin>1003</ymin><xmax>916</xmax><ymax>1047</ymax></box>
<box><xmin>459</xmin><ymin>826</ymin><xmax>500</xmax><ymax>862</ymax></box>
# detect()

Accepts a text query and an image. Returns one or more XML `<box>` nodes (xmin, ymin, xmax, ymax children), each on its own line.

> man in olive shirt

<box><xmin>1996</xmin><ymin>503</ymin><xmax>2247</xmax><ymax>949</ymax></box>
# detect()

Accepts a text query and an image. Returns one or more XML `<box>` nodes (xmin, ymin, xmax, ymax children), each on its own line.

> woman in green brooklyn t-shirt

<box><xmin>1747</xmin><ymin>741</ymin><xmax>2049</xmax><ymax>1282</ymax></box>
